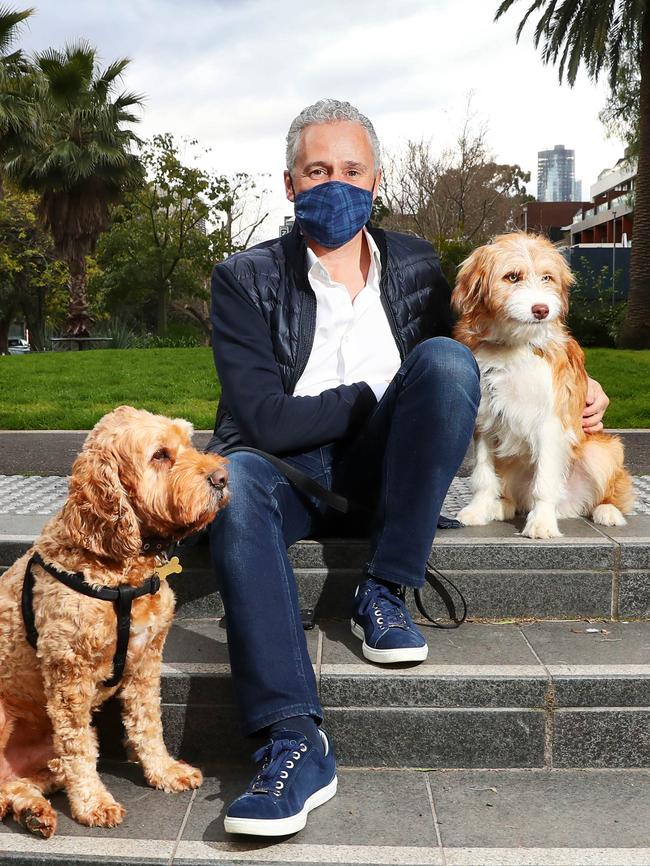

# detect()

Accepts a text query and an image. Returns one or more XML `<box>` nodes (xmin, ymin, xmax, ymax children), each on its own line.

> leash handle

<box><xmin>414</xmin><ymin>559</ymin><xmax>468</xmax><ymax>629</ymax></box>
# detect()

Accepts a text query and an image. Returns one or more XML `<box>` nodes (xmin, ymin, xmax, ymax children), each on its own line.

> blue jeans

<box><xmin>208</xmin><ymin>337</ymin><xmax>480</xmax><ymax>735</ymax></box>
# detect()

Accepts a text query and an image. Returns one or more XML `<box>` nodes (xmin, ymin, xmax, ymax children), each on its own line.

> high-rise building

<box><xmin>537</xmin><ymin>145</ymin><xmax>576</xmax><ymax>202</ymax></box>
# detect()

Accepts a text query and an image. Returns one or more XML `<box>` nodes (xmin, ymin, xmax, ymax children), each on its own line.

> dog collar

<box><xmin>22</xmin><ymin>551</ymin><xmax>168</xmax><ymax>688</ymax></box>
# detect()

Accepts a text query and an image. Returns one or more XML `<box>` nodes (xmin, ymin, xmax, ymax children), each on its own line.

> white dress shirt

<box><xmin>293</xmin><ymin>229</ymin><xmax>401</xmax><ymax>402</ymax></box>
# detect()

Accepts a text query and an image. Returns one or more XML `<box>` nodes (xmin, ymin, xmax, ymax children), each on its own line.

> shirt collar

<box><xmin>306</xmin><ymin>227</ymin><xmax>381</xmax><ymax>285</ymax></box>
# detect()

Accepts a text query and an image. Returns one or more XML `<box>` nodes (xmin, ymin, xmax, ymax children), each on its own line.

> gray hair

<box><xmin>285</xmin><ymin>99</ymin><xmax>381</xmax><ymax>176</ymax></box>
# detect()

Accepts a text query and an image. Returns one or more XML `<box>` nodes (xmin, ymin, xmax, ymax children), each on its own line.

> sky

<box><xmin>18</xmin><ymin>0</ymin><xmax>626</xmax><ymax>241</ymax></box>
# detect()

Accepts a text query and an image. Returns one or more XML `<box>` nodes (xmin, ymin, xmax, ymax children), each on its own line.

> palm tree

<box><xmin>495</xmin><ymin>0</ymin><xmax>650</xmax><ymax>349</ymax></box>
<box><xmin>4</xmin><ymin>42</ymin><xmax>144</xmax><ymax>336</ymax></box>
<box><xmin>0</xmin><ymin>5</ymin><xmax>34</xmax><ymax>199</ymax></box>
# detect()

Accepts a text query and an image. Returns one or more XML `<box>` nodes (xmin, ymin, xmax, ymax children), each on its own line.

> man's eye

<box><xmin>152</xmin><ymin>449</ymin><xmax>170</xmax><ymax>461</ymax></box>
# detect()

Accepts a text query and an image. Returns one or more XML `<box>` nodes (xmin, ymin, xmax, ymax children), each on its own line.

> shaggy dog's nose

<box><xmin>208</xmin><ymin>466</ymin><xmax>228</xmax><ymax>490</ymax></box>
<box><xmin>532</xmin><ymin>304</ymin><xmax>549</xmax><ymax>320</ymax></box>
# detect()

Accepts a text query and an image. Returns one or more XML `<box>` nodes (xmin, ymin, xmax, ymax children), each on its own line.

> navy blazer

<box><xmin>206</xmin><ymin>222</ymin><xmax>453</xmax><ymax>456</ymax></box>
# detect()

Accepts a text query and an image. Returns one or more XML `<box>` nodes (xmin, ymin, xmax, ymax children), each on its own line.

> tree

<box><xmin>0</xmin><ymin>185</ymin><xmax>67</xmax><ymax>352</ymax></box>
<box><xmin>378</xmin><ymin>109</ymin><xmax>531</xmax><ymax>277</ymax></box>
<box><xmin>0</xmin><ymin>5</ymin><xmax>35</xmax><ymax>199</ymax></box>
<box><xmin>494</xmin><ymin>0</ymin><xmax>650</xmax><ymax>347</ymax></box>
<box><xmin>3</xmin><ymin>41</ymin><xmax>144</xmax><ymax>336</ymax></box>
<box><xmin>599</xmin><ymin>48</ymin><xmax>641</xmax><ymax>158</ymax></box>
<box><xmin>92</xmin><ymin>134</ymin><xmax>269</xmax><ymax>336</ymax></box>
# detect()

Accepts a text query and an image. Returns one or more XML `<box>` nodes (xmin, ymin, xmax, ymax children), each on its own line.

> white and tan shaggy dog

<box><xmin>0</xmin><ymin>406</ymin><xmax>229</xmax><ymax>838</ymax></box>
<box><xmin>452</xmin><ymin>232</ymin><xmax>634</xmax><ymax>539</ymax></box>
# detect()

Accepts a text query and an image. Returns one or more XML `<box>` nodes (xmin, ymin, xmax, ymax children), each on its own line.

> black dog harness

<box><xmin>22</xmin><ymin>546</ymin><xmax>169</xmax><ymax>688</ymax></box>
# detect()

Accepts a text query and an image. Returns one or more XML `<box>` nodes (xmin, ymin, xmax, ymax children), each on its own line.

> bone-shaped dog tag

<box><xmin>154</xmin><ymin>556</ymin><xmax>183</xmax><ymax>580</ymax></box>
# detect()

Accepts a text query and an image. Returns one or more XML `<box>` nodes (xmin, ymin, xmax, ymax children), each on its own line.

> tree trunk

<box><xmin>618</xmin><ymin>11</ymin><xmax>650</xmax><ymax>348</ymax></box>
<box><xmin>64</xmin><ymin>250</ymin><xmax>94</xmax><ymax>337</ymax></box>
<box><xmin>156</xmin><ymin>282</ymin><xmax>168</xmax><ymax>335</ymax></box>
<box><xmin>0</xmin><ymin>306</ymin><xmax>15</xmax><ymax>355</ymax></box>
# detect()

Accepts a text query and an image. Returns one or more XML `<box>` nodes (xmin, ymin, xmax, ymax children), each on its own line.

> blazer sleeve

<box><xmin>210</xmin><ymin>262</ymin><xmax>377</xmax><ymax>455</ymax></box>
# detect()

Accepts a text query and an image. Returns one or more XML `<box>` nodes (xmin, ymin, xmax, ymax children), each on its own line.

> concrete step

<box><xmin>2</xmin><ymin>514</ymin><xmax>649</xmax><ymax>621</ymax></box>
<box><xmin>1</xmin><ymin>764</ymin><xmax>649</xmax><ymax>865</ymax></box>
<box><xmin>90</xmin><ymin>617</ymin><xmax>650</xmax><ymax>770</ymax></box>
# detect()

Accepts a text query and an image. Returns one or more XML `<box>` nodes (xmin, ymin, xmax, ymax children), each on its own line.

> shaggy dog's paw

<box><xmin>457</xmin><ymin>504</ymin><xmax>491</xmax><ymax>526</ymax></box>
<box><xmin>522</xmin><ymin>513</ymin><xmax>563</xmax><ymax>539</ymax></box>
<box><xmin>147</xmin><ymin>760</ymin><xmax>203</xmax><ymax>793</ymax></box>
<box><xmin>19</xmin><ymin>802</ymin><xmax>57</xmax><ymax>839</ymax></box>
<box><xmin>592</xmin><ymin>504</ymin><xmax>627</xmax><ymax>527</ymax></box>
<box><xmin>74</xmin><ymin>795</ymin><xmax>126</xmax><ymax>828</ymax></box>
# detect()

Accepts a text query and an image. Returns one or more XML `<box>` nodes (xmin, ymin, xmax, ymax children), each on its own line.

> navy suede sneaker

<box><xmin>224</xmin><ymin>729</ymin><xmax>337</xmax><ymax>836</ymax></box>
<box><xmin>351</xmin><ymin>577</ymin><xmax>428</xmax><ymax>663</ymax></box>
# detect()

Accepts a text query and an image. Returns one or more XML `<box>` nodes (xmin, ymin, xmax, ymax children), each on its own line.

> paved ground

<box><xmin>1</xmin><ymin>765</ymin><xmax>649</xmax><ymax>865</ymax></box>
<box><xmin>1</xmin><ymin>430</ymin><xmax>649</xmax><ymax>477</ymax></box>
<box><xmin>2</xmin><ymin>473</ymin><xmax>650</xmax><ymax>517</ymax></box>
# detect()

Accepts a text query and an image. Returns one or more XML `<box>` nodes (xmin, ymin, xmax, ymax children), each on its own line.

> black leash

<box><xmin>414</xmin><ymin>559</ymin><xmax>467</xmax><ymax>629</ymax></box>
<box><xmin>22</xmin><ymin>550</ymin><xmax>163</xmax><ymax>687</ymax></box>
<box><xmin>223</xmin><ymin>446</ymin><xmax>467</xmax><ymax>627</ymax></box>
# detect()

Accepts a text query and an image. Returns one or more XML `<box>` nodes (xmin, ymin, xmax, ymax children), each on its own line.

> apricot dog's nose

<box><xmin>532</xmin><ymin>304</ymin><xmax>549</xmax><ymax>320</ymax></box>
<box><xmin>208</xmin><ymin>466</ymin><xmax>228</xmax><ymax>490</ymax></box>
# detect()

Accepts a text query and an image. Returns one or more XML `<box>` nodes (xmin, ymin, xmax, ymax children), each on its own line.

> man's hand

<box><xmin>583</xmin><ymin>377</ymin><xmax>609</xmax><ymax>433</ymax></box>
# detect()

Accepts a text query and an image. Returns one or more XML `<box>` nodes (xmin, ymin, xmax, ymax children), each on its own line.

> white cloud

<box><xmin>20</xmin><ymin>0</ymin><xmax>626</xmax><ymax>240</ymax></box>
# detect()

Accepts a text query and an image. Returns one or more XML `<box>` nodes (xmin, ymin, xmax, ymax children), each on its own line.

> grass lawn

<box><xmin>0</xmin><ymin>346</ymin><xmax>648</xmax><ymax>429</ymax></box>
<box><xmin>0</xmin><ymin>348</ymin><xmax>219</xmax><ymax>429</ymax></box>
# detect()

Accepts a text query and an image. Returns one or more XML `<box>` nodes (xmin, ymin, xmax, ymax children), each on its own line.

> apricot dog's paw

<box><xmin>74</xmin><ymin>796</ymin><xmax>126</xmax><ymax>828</ymax></box>
<box><xmin>147</xmin><ymin>760</ymin><xmax>203</xmax><ymax>793</ymax></box>
<box><xmin>19</xmin><ymin>802</ymin><xmax>58</xmax><ymax>839</ymax></box>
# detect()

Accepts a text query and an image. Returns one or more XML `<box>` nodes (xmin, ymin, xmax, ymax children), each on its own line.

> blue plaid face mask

<box><xmin>293</xmin><ymin>180</ymin><xmax>373</xmax><ymax>248</ymax></box>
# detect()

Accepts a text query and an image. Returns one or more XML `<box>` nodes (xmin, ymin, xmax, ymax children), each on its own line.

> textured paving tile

<box><xmin>553</xmin><ymin>709</ymin><xmax>650</xmax><ymax>768</ymax></box>
<box><xmin>321</xmin><ymin>621</ymin><xmax>540</xmax><ymax>667</ymax></box>
<box><xmin>620</xmin><ymin>571</ymin><xmax>650</xmax><ymax>619</ymax></box>
<box><xmin>428</xmin><ymin>768</ymin><xmax>650</xmax><ymax>848</ymax></box>
<box><xmin>326</xmin><ymin>707</ymin><xmax>545</xmax><ymax>768</ymax></box>
<box><xmin>0</xmin><ymin>761</ymin><xmax>191</xmax><ymax>841</ymax></box>
<box><xmin>521</xmin><ymin>620</ymin><xmax>650</xmax><ymax>665</ymax></box>
<box><xmin>180</xmin><ymin>767</ymin><xmax>436</xmax><ymax>848</ymax></box>
<box><xmin>426</xmin><ymin>569</ymin><xmax>614</xmax><ymax>619</ymax></box>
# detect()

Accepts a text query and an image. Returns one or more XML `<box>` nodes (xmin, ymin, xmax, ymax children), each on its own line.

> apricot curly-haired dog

<box><xmin>452</xmin><ymin>232</ymin><xmax>633</xmax><ymax>539</ymax></box>
<box><xmin>0</xmin><ymin>405</ymin><xmax>229</xmax><ymax>838</ymax></box>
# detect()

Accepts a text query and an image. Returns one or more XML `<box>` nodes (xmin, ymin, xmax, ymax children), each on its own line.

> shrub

<box><xmin>567</xmin><ymin>259</ymin><xmax>627</xmax><ymax>347</ymax></box>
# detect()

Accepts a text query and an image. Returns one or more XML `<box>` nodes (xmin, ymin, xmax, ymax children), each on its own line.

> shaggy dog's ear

<box><xmin>452</xmin><ymin>245</ymin><xmax>493</xmax><ymax>316</ymax></box>
<box><xmin>61</xmin><ymin>447</ymin><xmax>141</xmax><ymax>561</ymax></box>
<box><xmin>556</xmin><ymin>251</ymin><xmax>576</xmax><ymax>318</ymax></box>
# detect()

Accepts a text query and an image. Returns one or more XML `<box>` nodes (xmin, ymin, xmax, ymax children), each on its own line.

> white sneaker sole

<box><xmin>351</xmin><ymin>620</ymin><xmax>429</xmax><ymax>663</ymax></box>
<box><xmin>224</xmin><ymin>775</ymin><xmax>338</xmax><ymax>837</ymax></box>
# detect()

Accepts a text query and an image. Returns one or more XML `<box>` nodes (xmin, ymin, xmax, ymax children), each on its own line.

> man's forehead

<box><xmin>297</xmin><ymin>121</ymin><xmax>373</xmax><ymax>158</ymax></box>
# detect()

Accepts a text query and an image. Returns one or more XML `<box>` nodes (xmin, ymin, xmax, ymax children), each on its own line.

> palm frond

<box><xmin>496</xmin><ymin>0</ymin><xmax>643</xmax><ymax>87</ymax></box>
<box><xmin>0</xmin><ymin>5</ymin><xmax>34</xmax><ymax>59</ymax></box>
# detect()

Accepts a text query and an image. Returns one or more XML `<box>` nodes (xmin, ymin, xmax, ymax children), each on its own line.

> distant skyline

<box><xmin>17</xmin><ymin>0</ymin><xmax>626</xmax><ymax>241</ymax></box>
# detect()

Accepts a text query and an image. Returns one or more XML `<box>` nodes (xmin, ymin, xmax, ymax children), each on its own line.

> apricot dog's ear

<box><xmin>452</xmin><ymin>245</ymin><xmax>493</xmax><ymax>317</ymax></box>
<box><xmin>61</xmin><ymin>446</ymin><xmax>141</xmax><ymax>561</ymax></box>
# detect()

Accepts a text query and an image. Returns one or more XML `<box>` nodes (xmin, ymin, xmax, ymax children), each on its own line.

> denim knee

<box><xmin>208</xmin><ymin>452</ymin><xmax>284</xmax><ymax>558</ymax></box>
<box><xmin>407</xmin><ymin>336</ymin><xmax>480</xmax><ymax>396</ymax></box>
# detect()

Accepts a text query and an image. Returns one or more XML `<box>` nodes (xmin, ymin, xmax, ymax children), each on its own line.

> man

<box><xmin>206</xmin><ymin>99</ymin><xmax>609</xmax><ymax>837</ymax></box>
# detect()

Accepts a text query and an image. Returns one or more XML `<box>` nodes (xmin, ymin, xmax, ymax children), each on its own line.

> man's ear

<box><xmin>372</xmin><ymin>168</ymin><xmax>382</xmax><ymax>199</ymax></box>
<box><xmin>284</xmin><ymin>169</ymin><xmax>295</xmax><ymax>203</ymax></box>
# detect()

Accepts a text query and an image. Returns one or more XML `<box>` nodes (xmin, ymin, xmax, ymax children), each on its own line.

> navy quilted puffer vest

<box><xmin>207</xmin><ymin>222</ymin><xmax>453</xmax><ymax>456</ymax></box>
